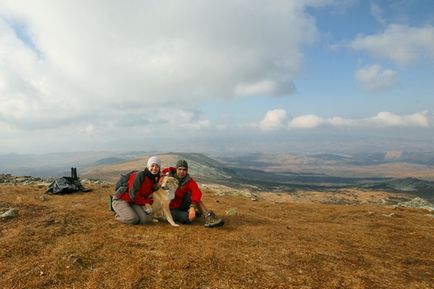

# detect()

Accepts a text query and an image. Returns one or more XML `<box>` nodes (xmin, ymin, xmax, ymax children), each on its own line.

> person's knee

<box><xmin>138</xmin><ymin>214</ymin><xmax>153</xmax><ymax>224</ymax></box>
<box><xmin>117</xmin><ymin>214</ymin><xmax>140</xmax><ymax>224</ymax></box>
<box><xmin>113</xmin><ymin>199</ymin><xmax>140</xmax><ymax>225</ymax></box>
<box><xmin>171</xmin><ymin>209</ymin><xmax>191</xmax><ymax>224</ymax></box>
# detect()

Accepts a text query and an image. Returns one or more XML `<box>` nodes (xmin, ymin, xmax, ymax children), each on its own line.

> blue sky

<box><xmin>0</xmin><ymin>0</ymin><xmax>433</xmax><ymax>155</ymax></box>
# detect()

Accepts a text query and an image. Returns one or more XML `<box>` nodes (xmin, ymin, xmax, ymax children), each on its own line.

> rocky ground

<box><xmin>0</xmin><ymin>176</ymin><xmax>433</xmax><ymax>289</ymax></box>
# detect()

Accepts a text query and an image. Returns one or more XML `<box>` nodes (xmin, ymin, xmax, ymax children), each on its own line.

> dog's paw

<box><xmin>143</xmin><ymin>204</ymin><xmax>153</xmax><ymax>215</ymax></box>
<box><xmin>152</xmin><ymin>218</ymin><xmax>159</xmax><ymax>223</ymax></box>
<box><xmin>171</xmin><ymin>223</ymin><xmax>180</xmax><ymax>227</ymax></box>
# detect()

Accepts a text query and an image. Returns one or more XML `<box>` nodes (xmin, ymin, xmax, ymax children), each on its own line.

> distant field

<box><xmin>218</xmin><ymin>152</ymin><xmax>434</xmax><ymax>180</ymax></box>
<box><xmin>2</xmin><ymin>151</ymin><xmax>434</xmax><ymax>201</ymax></box>
<box><xmin>77</xmin><ymin>153</ymin><xmax>434</xmax><ymax>201</ymax></box>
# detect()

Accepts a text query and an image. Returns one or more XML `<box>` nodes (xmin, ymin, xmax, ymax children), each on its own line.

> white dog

<box><xmin>145</xmin><ymin>175</ymin><xmax>179</xmax><ymax>227</ymax></box>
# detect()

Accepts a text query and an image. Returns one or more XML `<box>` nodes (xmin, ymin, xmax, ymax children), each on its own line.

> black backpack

<box><xmin>109</xmin><ymin>170</ymin><xmax>137</xmax><ymax>212</ymax></box>
<box><xmin>47</xmin><ymin>168</ymin><xmax>90</xmax><ymax>194</ymax></box>
<box><xmin>114</xmin><ymin>170</ymin><xmax>137</xmax><ymax>193</ymax></box>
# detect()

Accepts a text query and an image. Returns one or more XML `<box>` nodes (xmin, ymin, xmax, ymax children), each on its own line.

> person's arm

<box><xmin>136</xmin><ymin>194</ymin><xmax>153</xmax><ymax>206</ymax></box>
<box><xmin>187</xmin><ymin>179</ymin><xmax>202</xmax><ymax>221</ymax></box>
<box><xmin>129</xmin><ymin>171</ymin><xmax>145</xmax><ymax>201</ymax></box>
<box><xmin>133</xmin><ymin>174</ymin><xmax>155</xmax><ymax>206</ymax></box>
<box><xmin>162</xmin><ymin>167</ymin><xmax>176</xmax><ymax>176</ymax></box>
<box><xmin>188</xmin><ymin>178</ymin><xmax>202</xmax><ymax>206</ymax></box>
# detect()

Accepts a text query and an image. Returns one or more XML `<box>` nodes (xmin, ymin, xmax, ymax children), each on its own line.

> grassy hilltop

<box><xmin>1</xmin><ymin>181</ymin><xmax>433</xmax><ymax>289</ymax></box>
<box><xmin>1</xmin><ymin>152</ymin><xmax>433</xmax><ymax>288</ymax></box>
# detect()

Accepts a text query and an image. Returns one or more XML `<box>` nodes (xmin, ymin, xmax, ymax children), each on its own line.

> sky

<box><xmin>0</xmin><ymin>0</ymin><xmax>433</xmax><ymax>155</ymax></box>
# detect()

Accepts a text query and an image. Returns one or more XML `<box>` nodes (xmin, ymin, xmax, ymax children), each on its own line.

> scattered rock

<box><xmin>205</xmin><ymin>184</ymin><xmax>252</xmax><ymax>198</ymax></box>
<box><xmin>1</xmin><ymin>208</ymin><xmax>17</xmax><ymax>219</ymax></box>
<box><xmin>394</xmin><ymin>197</ymin><xmax>434</xmax><ymax>212</ymax></box>
<box><xmin>40</xmin><ymin>194</ymin><xmax>49</xmax><ymax>201</ymax></box>
<box><xmin>250</xmin><ymin>193</ymin><xmax>259</xmax><ymax>201</ymax></box>
<box><xmin>81</xmin><ymin>179</ymin><xmax>111</xmax><ymax>185</ymax></box>
<box><xmin>0</xmin><ymin>174</ymin><xmax>50</xmax><ymax>185</ymax></box>
<box><xmin>225</xmin><ymin>208</ymin><xmax>238</xmax><ymax>216</ymax></box>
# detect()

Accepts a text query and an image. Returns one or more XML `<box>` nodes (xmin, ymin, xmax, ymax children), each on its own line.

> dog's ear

<box><xmin>171</xmin><ymin>177</ymin><xmax>179</xmax><ymax>185</ymax></box>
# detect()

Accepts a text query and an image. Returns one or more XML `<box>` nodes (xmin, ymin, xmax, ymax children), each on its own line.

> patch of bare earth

<box><xmin>0</xmin><ymin>184</ymin><xmax>433</xmax><ymax>289</ymax></box>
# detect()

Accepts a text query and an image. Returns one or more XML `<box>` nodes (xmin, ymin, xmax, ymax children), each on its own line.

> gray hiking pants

<box><xmin>112</xmin><ymin>197</ymin><xmax>152</xmax><ymax>225</ymax></box>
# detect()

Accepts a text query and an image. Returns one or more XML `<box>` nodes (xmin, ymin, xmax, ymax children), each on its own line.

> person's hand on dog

<box><xmin>188</xmin><ymin>207</ymin><xmax>196</xmax><ymax>222</ymax></box>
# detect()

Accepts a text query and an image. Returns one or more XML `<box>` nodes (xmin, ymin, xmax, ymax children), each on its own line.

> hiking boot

<box><xmin>204</xmin><ymin>211</ymin><xmax>224</xmax><ymax>228</ymax></box>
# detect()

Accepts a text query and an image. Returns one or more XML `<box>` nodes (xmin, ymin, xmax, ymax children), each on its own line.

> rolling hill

<box><xmin>79</xmin><ymin>152</ymin><xmax>434</xmax><ymax>201</ymax></box>
<box><xmin>1</xmin><ymin>151</ymin><xmax>434</xmax><ymax>201</ymax></box>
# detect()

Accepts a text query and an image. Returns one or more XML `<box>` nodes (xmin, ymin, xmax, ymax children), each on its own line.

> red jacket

<box><xmin>162</xmin><ymin>167</ymin><xmax>202</xmax><ymax>209</ymax></box>
<box><xmin>117</xmin><ymin>169</ymin><xmax>159</xmax><ymax>205</ymax></box>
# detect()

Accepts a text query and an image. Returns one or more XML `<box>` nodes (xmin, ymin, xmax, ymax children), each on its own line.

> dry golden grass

<box><xmin>1</xmin><ymin>184</ymin><xmax>433</xmax><ymax>289</ymax></box>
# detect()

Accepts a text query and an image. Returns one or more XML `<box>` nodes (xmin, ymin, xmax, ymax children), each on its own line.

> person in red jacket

<box><xmin>162</xmin><ymin>159</ymin><xmax>224</xmax><ymax>228</ymax></box>
<box><xmin>112</xmin><ymin>156</ymin><xmax>161</xmax><ymax>225</ymax></box>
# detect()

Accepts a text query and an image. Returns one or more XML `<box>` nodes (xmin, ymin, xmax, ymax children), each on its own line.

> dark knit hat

<box><xmin>176</xmin><ymin>159</ymin><xmax>188</xmax><ymax>169</ymax></box>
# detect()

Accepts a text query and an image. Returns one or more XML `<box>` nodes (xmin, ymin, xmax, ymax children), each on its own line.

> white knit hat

<box><xmin>147</xmin><ymin>156</ymin><xmax>161</xmax><ymax>168</ymax></box>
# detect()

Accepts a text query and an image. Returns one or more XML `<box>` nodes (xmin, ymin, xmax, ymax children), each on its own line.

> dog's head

<box><xmin>159</xmin><ymin>176</ymin><xmax>178</xmax><ymax>200</ymax></box>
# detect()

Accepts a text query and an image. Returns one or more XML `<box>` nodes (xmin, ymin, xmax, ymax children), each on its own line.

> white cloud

<box><xmin>350</xmin><ymin>24</ymin><xmax>434</xmax><ymax>66</ymax></box>
<box><xmin>234</xmin><ymin>78</ymin><xmax>295</xmax><ymax>97</ymax></box>
<box><xmin>97</xmin><ymin>107</ymin><xmax>210</xmax><ymax>131</ymax></box>
<box><xmin>365</xmin><ymin>111</ymin><xmax>430</xmax><ymax>127</ymax></box>
<box><xmin>288</xmin><ymin>114</ymin><xmax>325</xmax><ymax>129</ymax></box>
<box><xmin>369</xmin><ymin>2</ymin><xmax>385</xmax><ymax>26</ymax></box>
<box><xmin>257</xmin><ymin>110</ymin><xmax>430</xmax><ymax>131</ymax></box>
<box><xmin>327</xmin><ymin>116</ymin><xmax>353</xmax><ymax>127</ymax></box>
<box><xmin>79</xmin><ymin>124</ymin><xmax>96</xmax><ymax>135</ymax></box>
<box><xmin>0</xmin><ymin>0</ymin><xmax>318</xmax><ymax>132</ymax></box>
<box><xmin>0</xmin><ymin>121</ymin><xmax>12</xmax><ymax>131</ymax></box>
<box><xmin>259</xmin><ymin>109</ymin><xmax>288</xmax><ymax>131</ymax></box>
<box><xmin>157</xmin><ymin>109</ymin><xmax>210</xmax><ymax>129</ymax></box>
<box><xmin>355</xmin><ymin>64</ymin><xmax>399</xmax><ymax>92</ymax></box>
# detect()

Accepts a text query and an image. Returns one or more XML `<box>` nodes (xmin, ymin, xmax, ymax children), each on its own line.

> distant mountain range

<box><xmin>309</xmin><ymin>151</ymin><xmax>434</xmax><ymax>166</ymax></box>
<box><xmin>0</xmin><ymin>151</ymin><xmax>148</xmax><ymax>177</ymax></box>
<box><xmin>1</xmin><ymin>150</ymin><xmax>433</xmax><ymax>201</ymax></box>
